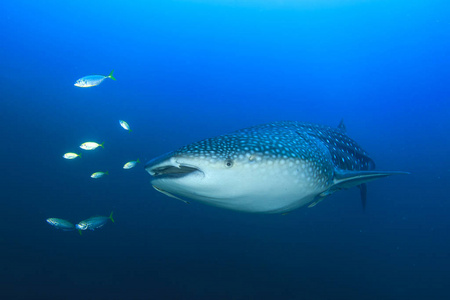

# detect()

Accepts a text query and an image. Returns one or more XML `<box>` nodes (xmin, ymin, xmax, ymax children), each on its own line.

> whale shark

<box><xmin>145</xmin><ymin>121</ymin><xmax>407</xmax><ymax>214</ymax></box>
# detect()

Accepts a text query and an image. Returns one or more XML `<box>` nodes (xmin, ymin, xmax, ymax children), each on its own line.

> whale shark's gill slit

<box><xmin>152</xmin><ymin>165</ymin><xmax>200</xmax><ymax>178</ymax></box>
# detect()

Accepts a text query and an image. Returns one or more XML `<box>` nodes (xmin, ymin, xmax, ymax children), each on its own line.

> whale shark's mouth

<box><xmin>149</xmin><ymin>164</ymin><xmax>201</xmax><ymax>178</ymax></box>
<box><xmin>145</xmin><ymin>152</ymin><xmax>205</xmax><ymax>179</ymax></box>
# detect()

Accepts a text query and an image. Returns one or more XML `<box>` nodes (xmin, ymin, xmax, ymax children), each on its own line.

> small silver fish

<box><xmin>46</xmin><ymin>218</ymin><xmax>76</xmax><ymax>231</ymax></box>
<box><xmin>91</xmin><ymin>171</ymin><xmax>108</xmax><ymax>178</ymax></box>
<box><xmin>76</xmin><ymin>212</ymin><xmax>115</xmax><ymax>231</ymax></box>
<box><xmin>63</xmin><ymin>152</ymin><xmax>81</xmax><ymax>159</ymax></box>
<box><xmin>123</xmin><ymin>159</ymin><xmax>140</xmax><ymax>169</ymax></box>
<box><xmin>119</xmin><ymin>120</ymin><xmax>131</xmax><ymax>132</ymax></box>
<box><xmin>80</xmin><ymin>142</ymin><xmax>104</xmax><ymax>150</ymax></box>
<box><xmin>74</xmin><ymin>70</ymin><xmax>116</xmax><ymax>87</ymax></box>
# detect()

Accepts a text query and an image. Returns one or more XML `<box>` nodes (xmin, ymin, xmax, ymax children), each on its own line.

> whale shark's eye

<box><xmin>225</xmin><ymin>159</ymin><xmax>233</xmax><ymax>168</ymax></box>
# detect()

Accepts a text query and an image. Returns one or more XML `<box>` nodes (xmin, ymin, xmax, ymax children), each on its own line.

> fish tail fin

<box><xmin>108</xmin><ymin>70</ymin><xmax>116</xmax><ymax>81</ymax></box>
<box><xmin>78</xmin><ymin>153</ymin><xmax>82</xmax><ymax>157</ymax></box>
<box><xmin>78</xmin><ymin>229</ymin><xmax>82</xmax><ymax>236</ymax></box>
<box><xmin>109</xmin><ymin>211</ymin><xmax>115</xmax><ymax>223</ymax></box>
<box><xmin>105</xmin><ymin>171</ymin><xmax>109</xmax><ymax>175</ymax></box>
<box><xmin>100</xmin><ymin>142</ymin><xmax>104</xmax><ymax>148</ymax></box>
<box><xmin>136</xmin><ymin>158</ymin><xmax>140</xmax><ymax>163</ymax></box>
<box><xmin>128</xmin><ymin>129</ymin><xmax>132</xmax><ymax>133</ymax></box>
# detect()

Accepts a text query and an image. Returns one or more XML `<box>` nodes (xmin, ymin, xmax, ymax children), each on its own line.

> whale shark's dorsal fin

<box><xmin>338</xmin><ymin>119</ymin><xmax>346</xmax><ymax>133</ymax></box>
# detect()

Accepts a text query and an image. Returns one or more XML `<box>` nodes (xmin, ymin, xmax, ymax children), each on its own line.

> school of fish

<box><xmin>47</xmin><ymin>212</ymin><xmax>114</xmax><ymax>235</ymax></box>
<box><xmin>49</xmin><ymin>71</ymin><xmax>142</xmax><ymax>235</ymax></box>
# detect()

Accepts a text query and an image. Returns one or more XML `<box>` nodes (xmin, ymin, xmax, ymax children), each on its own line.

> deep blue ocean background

<box><xmin>1</xmin><ymin>1</ymin><xmax>449</xmax><ymax>299</ymax></box>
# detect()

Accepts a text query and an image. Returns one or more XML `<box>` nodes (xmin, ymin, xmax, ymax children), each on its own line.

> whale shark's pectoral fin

<box><xmin>331</xmin><ymin>170</ymin><xmax>409</xmax><ymax>208</ymax></box>
<box><xmin>332</xmin><ymin>170</ymin><xmax>409</xmax><ymax>190</ymax></box>
<box><xmin>307</xmin><ymin>170</ymin><xmax>408</xmax><ymax>209</ymax></box>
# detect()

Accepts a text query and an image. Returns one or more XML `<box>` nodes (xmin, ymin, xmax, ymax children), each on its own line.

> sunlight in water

<box><xmin>184</xmin><ymin>0</ymin><xmax>366</xmax><ymax>9</ymax></box>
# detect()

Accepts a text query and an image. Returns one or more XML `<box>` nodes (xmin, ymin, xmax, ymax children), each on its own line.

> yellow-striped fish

<box><xmin>74</xmin><ymin>70</ymin><xmax>116</xmax><ymax>87</ymax></box>
<box><xmin>91</xmin><ymin>171</ymin><xmax>108</xmax><ymax>179</ymax></box>
<box><xmin>80</xmin><ymin>142</ymin><xmax>104</xmax><ymax>150</ymax></box>
<box><xmin>123</xmin><ymin>159</ymin><xmax>140</xmax><ymax>169</ymax></box>
<box><xmin>63</xmin><ymin>152</ymin><xmax>81</xmax><ymax>159</ymax></box>
<box><xmin>119</xmin><ymin>120</ymin><xmax>131</xmax><ymax>132</ymax></box>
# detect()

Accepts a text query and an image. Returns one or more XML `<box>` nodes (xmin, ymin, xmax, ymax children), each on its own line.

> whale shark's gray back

<box><xmin>237</xmin><ymin>121</ymin><xmax>375</xmax><ymax>173</ymax></box>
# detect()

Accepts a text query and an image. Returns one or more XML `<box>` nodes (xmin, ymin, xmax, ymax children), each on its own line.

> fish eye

<box><xmin>225</xmin><ymin>159</ymin><xmax>233</xmax><ymax>168</ymax></box>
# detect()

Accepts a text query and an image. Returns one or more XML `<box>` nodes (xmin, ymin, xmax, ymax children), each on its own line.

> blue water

<box><xmin>1</xmin><ymin>0</ymin><xmax>449</xmax><ymax>299</ymax></box>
